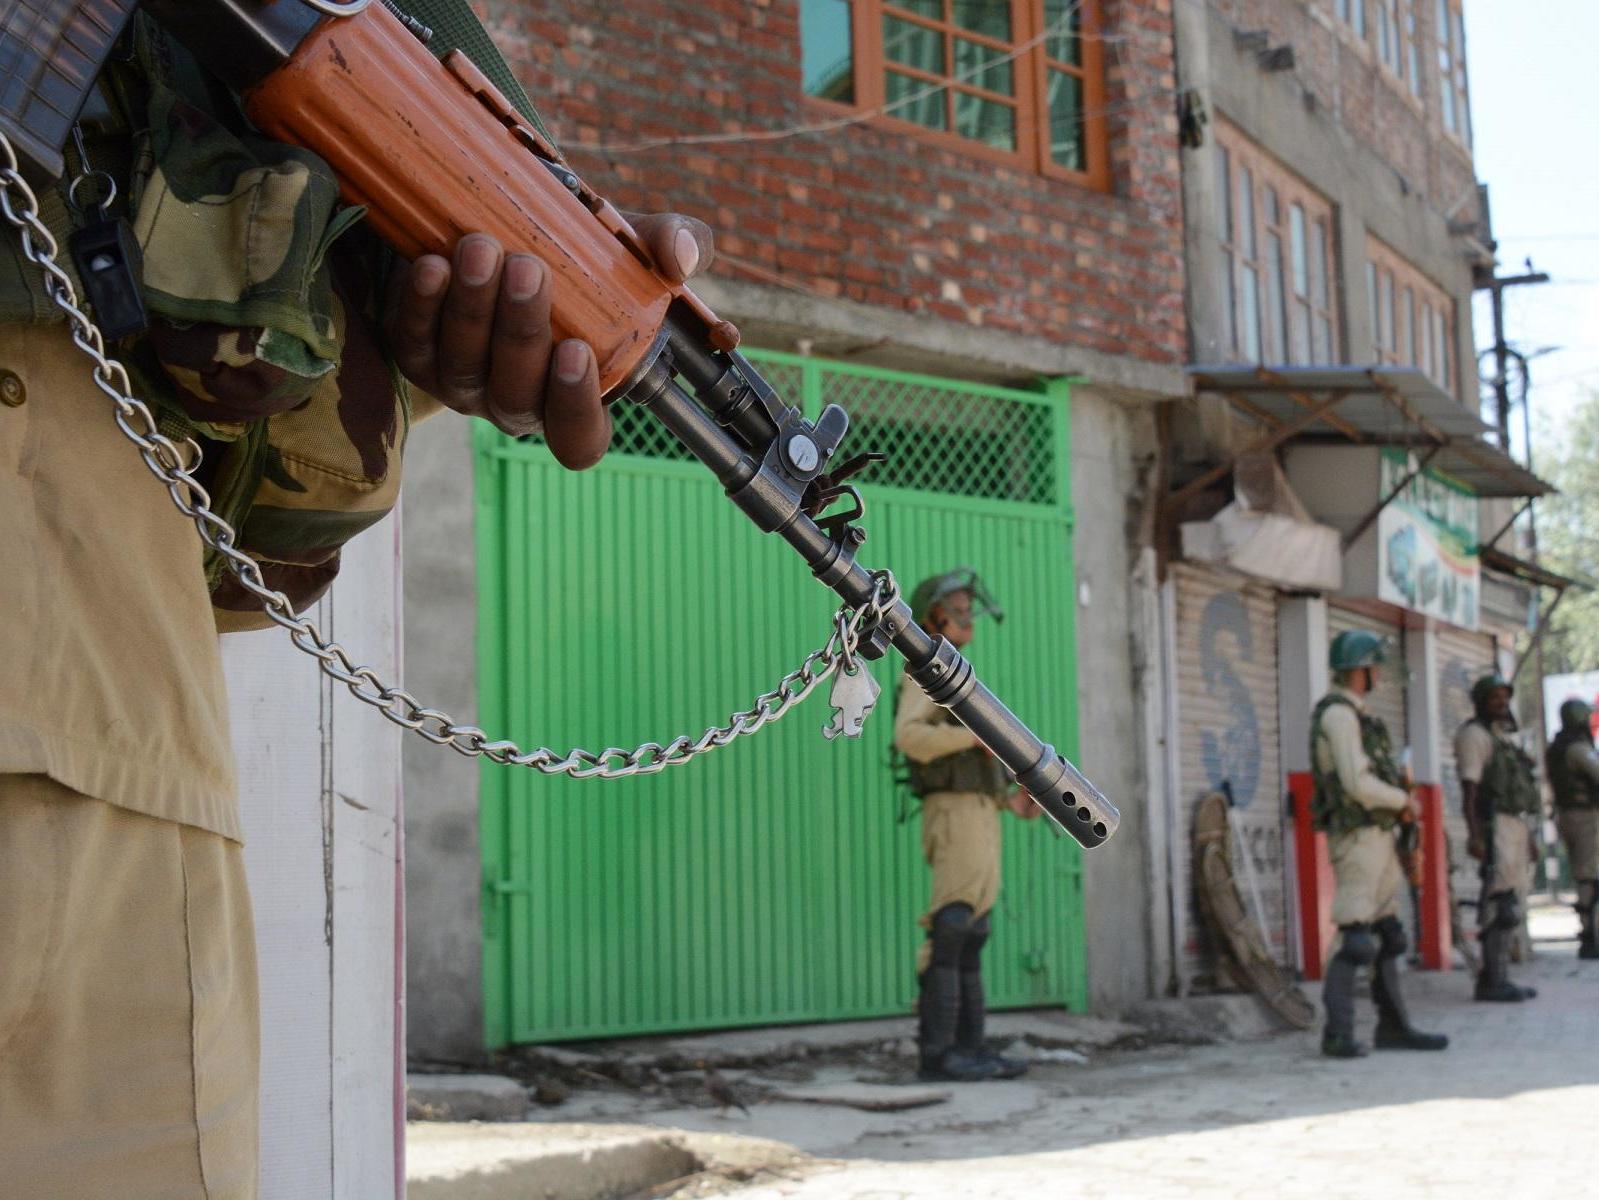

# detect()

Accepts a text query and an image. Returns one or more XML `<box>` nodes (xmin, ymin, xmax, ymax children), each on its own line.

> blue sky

<box><xmin>1465</xmin><ymin>0</ymin><xmax>1599</xmax><ymax>448</ymax></box>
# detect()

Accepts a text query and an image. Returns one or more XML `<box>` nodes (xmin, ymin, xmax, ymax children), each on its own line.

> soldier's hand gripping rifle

<box><xmin>0</xmin><ymin>0</ymin><xmax>1117</xmax><ymax>848</ymax></box>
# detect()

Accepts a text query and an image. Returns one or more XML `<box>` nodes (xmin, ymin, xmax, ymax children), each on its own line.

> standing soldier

<box><xmin>1457</xmin><ymin>675</ymin><xmax>1542</xmax><ymax>1001</ymax></box>
<box><xmin>1311</xmin><ymin>630</ymin><xmax>1448</xmax><ymax>1058</ymax></box>
<box><xmin>1546</xmin><ymin>699</ymin><xmax>1599</xmax><ymax>960</ymax></box>
<box><xmin>894</xmin><ymin>569</ymin><xmax>1038</xmax><ymax>1083</ymax></box>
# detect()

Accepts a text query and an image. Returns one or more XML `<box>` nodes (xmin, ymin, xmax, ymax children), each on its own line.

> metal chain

<box><xmin>0</xmin><ymin>129</ymin><xmax>896</xmax><ymax>780</ymax></box>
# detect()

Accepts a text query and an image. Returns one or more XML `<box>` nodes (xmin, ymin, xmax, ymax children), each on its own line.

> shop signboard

<box><xmin>1376</xmin><ymin>450</ymin><xmax>1480</xmax><ymax>630</ymax></box>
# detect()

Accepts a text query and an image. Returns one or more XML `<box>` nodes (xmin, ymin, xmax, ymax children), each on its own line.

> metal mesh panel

<box><xmin>821</xmin><ymin>369</ymin><xmax>1058</xmax><ymax>506</ymax></box>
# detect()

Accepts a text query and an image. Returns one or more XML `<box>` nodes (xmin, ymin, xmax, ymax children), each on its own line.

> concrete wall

<box><xmin>401</xmin><ymin>417</ymin><xmax>486</xmax><ymax>1065</ymax></box>
<box><xmin>1070</xmin><ymin>388</ymin><xmax>1162</xmax><ymax>1008</ymax></box>
<box><xmin>1178</xmin><ymin>1</ymin><xmax>1481</xmax><ymax>400</ymax></box>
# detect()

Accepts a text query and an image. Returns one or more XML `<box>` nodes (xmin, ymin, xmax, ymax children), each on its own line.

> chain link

<box><xmin>0</xmin><ymin>130</ymin><xmax>896</xmax><ymax>780</ymax></box>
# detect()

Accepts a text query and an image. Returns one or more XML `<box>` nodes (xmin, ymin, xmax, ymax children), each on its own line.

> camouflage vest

<box><xmin>1310</xmin><ymin>694</ymin><xmax>1404</xmax><ymax>835</ymax></box>
<box><xmin>1468</xmin><ymin>720</ymin><xmax>1542</xmax><ymax>816</ymax></box>
<box><xmin>906</xmin><ymin>706</ymin><xmax>1010</xmax><ymax>800</ymax></box>
<box><xmin>1547</xmin><ymin>730</ymin><xmax>1599</xmax><ymax>812</ymax></box>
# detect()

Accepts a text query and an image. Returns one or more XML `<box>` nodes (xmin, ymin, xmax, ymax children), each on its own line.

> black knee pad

<box><xmin>959</xmin><ymin>913</ymin><xmax>991</xmax><ymax>973</ymax></box>
<box><xmin>928</xmin><ymin>902</ymin><xmax>976</xmax><ymax>969</ymax></box>
<box><xmin>1488</xmin><ymin>891</ymin><xmax>1521</xmax><ymax>932</ymax></box>
<box><xmin>1335</xmin><ymin>923</ymin><xmax>1378</xmax><ymax>966</ymax></box>
<box><xmin>1374</xmin><ymin>915</ymin><xmax>1408</xmax><ymax>960</ymax></box>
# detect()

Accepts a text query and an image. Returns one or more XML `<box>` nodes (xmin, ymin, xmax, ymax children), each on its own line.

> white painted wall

<box><xmin>222</xmin><ymin>515</ymin><xmax>404</xmax><ymax>1200</ymax></box>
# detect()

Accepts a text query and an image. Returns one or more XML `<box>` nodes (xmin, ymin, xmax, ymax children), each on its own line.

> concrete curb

<box><xmin>406</xmin><ymin>1123</ymin><xmax>701</xmax><ymax>1200</ymax></box>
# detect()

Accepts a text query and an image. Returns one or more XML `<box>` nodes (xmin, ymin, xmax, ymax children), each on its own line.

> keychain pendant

<box><xmin>823</xmin><ymin>666</ymin><xmax>881</xmax><ymax>741</ymax></box>
<box><xmin>68</xmin><ymin>215</ymin><xmax>148</xmax><ymax>341</ymax></box>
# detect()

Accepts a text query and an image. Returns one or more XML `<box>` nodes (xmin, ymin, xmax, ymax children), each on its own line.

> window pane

<box><xmin>1315</xmin><ymin>315</ymin><xmax>1333</xmax><ymax>362</ymax></box>
<box><xmin>1218</xmin><ymin>147</ymin><xmax>1233</xmax><ymax>242</ymax></box>
<box><xmin>1366</xmin><ymin>262</ymin><xmax>1378</xmax><ymax>347</ymax></box>
<box><xmin>1290</xmin><ymin>205</ymin><xmax>1308</xmax><ymax>297</ymax></box>
<box><xmin>953</xmin><ymin>37</ymin><xmax>1015</xmax><ymax>95</ymax></box>
<box><xmin>1238</xmin><ymin>166</ymin><xmax>1256</xmax><ymax>257</ymax></box>
<box><xmin>1240</xmin><ymin>266</ymin><xmax>1262</xmax><ymax>360</ymax></box>
<box><xmin>800</xmin><ymin>0</ymin><xmax>856</xmax><ymax>103</ymax></box>
<box><xmin>1266</xmin><ymin>232</ymin><xmax>1288</xmax><ymax>361</ymax></box>
<box><xmin>1419</xmin><ymin>301</ymin><xmax>1434</xmax><ymax>375</ymax></box>
<box><xmin>1406</xmin><ymin>5</ymin><xmax>1422</xmax><ymax>95</ymax></box>
<box><xmin>951</xmin><ymin>0</ymin><xmax>1011</xmax><ymax>40</ymax></box>
<box><xmin>1455</xmin><ymin>13</ymin><xmax>1472</xmax><ymax>145</ymax></box>
<box><xmin>884</xmin><ymin>14</ymin><xmax>943</xmax><ymax>73</ymax></box>
<box><xmin>953</xmin><ymin>92</ymin><xmax>1016</xmax><ymax>150</ymax></box>
<box><xmin>1043</xmin><ymin>0</ymin><xmax>1083</xmax><ymax>65</ymax></box>
<box><xmin>1046</xmin><ymin>69</ymin><xmax>1085</xmax><ymax>169</ymax></box>
<box><xmin>886</xmin><ymin>70</ymin><xmax>946</xmax><ymax>129</ymax></box>
<box><xmin>1264</xmin><ymin>185</ymin><xmax>1280</xmax><ymax>227</ymax></box>
<box><xmin>1379</xmin><ymin>271</ymin><xmax>1394</xmax><ymax>357</ymax></box>
<box><xmin>1312</xmin><ymin>221</ymin><xmax>1330</xmax><ymax>307</ymax></box>
<box><xmin>891</xmin><ymin>0</ymin><xmax>941</xmax><ymax>18</ymax></box>
<box><xmin>1400</xmin><ymin>287</ymin><xmax>1414</xmax><ymax>366</ymax></box>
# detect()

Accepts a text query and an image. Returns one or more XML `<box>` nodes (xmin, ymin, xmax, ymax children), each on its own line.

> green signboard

<box><xmin>1377</xmin><ymin>449</ymin><xmax>1480</xmax><ymax>629</ymax></box>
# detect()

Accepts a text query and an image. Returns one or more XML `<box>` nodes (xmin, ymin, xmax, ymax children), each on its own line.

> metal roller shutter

<box><xmin>1174</xmin><ymin>563</ymin><xmax>1287</xmax><ymax>984</ymax></box>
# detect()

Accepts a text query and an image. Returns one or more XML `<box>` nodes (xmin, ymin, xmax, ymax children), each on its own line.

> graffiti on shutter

<box><xmin>1174</xmin><ymin>564</ymin><xmax>1286</xmax><ymax>985</ymax></box>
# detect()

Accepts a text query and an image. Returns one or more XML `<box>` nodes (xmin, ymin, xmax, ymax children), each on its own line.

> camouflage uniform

<box><xmin>1</xmin><ymin>19</ymin><xmax>419</xmax><ymax>1197</ymax></box>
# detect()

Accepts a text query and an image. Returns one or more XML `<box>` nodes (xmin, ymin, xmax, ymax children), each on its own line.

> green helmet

<box><xmin>1329</xmin><ymin>629</ymin><xmax>1389</xmax><ymax>672</ymax></box>
<box><xmin>1560</xmin><ymin>699</ymin><xmax>1593</xmax><ymax>731</ymax></box>
<box><xmin>909</xmin><ymin>567</ymin><xmax>1003</xmax><ymax>626</ymax></box>
<box><xmin>1471</xmin><ymin>674</ymin><xmax>1513</xmax><ymax>709</ymax></box>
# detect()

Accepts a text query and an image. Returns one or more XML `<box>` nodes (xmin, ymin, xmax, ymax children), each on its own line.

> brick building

<box><xmin>404</xmin><ymin>0</ymin><xmax>1187</xmax><ymax>1060</ymax></box>
<box><xmin>1159</xmin><ymin>0</ymin><xmax>1552</xmax><ymax>997</ymax></box>
<box><xmin>400</xmin><ymin>1</ymin><xmax>1546</xmax><ymax>1060</ymax></box>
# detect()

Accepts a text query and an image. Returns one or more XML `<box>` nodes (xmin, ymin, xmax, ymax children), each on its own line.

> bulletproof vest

<box><xmin>1310</xmin><ymin>694</ymin><xmax>1404</xmax><ymax>835</ymax></box>
<box><xmin>1547</xmin><ymin>730</ymin><xmax>1599</xmax><ymax>811</ymax></box>
<box><xmin>905</xmin><ymin>706</ymin><xmax>1010</xmax><ymax>799</ymax></box>
<box><xmin>1469</xmin><ymin>720</ymin><xmax>1542</xmax><ymax>816</ymax></box>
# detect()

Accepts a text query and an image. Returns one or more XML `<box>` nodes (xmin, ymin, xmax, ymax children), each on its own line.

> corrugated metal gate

<box><xmin>475</xmin><ymin>353</ymin><xmax>1085</xmax><ymax>1045</ymax></box>
<box><xmin>1173</xmin><ymin>563</ymin><xmax>1287</xmax><ymax>984</ymax></box>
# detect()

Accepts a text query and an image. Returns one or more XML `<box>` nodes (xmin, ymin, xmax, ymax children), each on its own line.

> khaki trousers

<box><xmin>916</xmin><ymin>790</ymin><xmax>1002</xmax><ymax>974</ymax></box>
<box><xmin>1488</xmin><ymin>811</ymin><xmax>1532</xmax><ymax>895</ymax></box>
<box><xmin>0</xmin><ymin>776</ymin><xmax>259</xmax><ymax>1199</ymax></box>
<box><xmin>1329</xmin><ymin>824</ymin><xmax>1404</xmax><ymax>926</ymax></box>
<box><xmin>1558</xmin><ymin>809</ymin><xmax>1599</xmax><ymax>880</ymax></box>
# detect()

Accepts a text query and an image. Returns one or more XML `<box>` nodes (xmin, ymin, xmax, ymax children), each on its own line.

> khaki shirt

<box><xmin>893</xmin><ymin>674</ymin><xmax>980</xmax><ymax>764</ymax></box>
<box><xmin>1456</xmin><ymin>718</ymin><xmax>1516</xmax><ymax>785</ymax></box>
<box><xmin>0</xmin><ymin>326</ymin><xmax>238</xmax><ymax>839</ymax></box>
<box><xmin>1314</xmin><ymin>686</ymin><xmax>1409</xmax><ymax>815</ymax></box>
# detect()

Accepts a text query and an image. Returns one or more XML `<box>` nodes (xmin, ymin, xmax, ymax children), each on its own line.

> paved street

<box><xmin>698</xmin><ymin>928</ymin><xmax>1599</xmax><ymax>1198</ymax></box>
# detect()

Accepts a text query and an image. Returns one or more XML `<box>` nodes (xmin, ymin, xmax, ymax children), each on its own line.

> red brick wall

<box><xmin>480</xmin><ymin>1</ymin><xmax>1187</xmax><ymax>367</ymax></box>
<box><xmin>1207</xmin><ymin>1</ymin><xmax>1479</xmax><ymax>225</ymax></box>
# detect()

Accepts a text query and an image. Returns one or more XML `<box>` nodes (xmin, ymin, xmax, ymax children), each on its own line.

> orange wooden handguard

<box><xmin>243</xmin><ymin>4</ymin><xmax>735</xmax><ymax>397</ymax></box>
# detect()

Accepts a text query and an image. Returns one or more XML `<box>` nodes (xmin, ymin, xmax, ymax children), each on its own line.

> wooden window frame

<box><xmin>1336</xmin><ymin>0</ymin><xmax>1370</xmax><ymax>46</ymax></box>
<box><xmin>1216</xmin><ymin>121</ymin><xmax>1341</xmax><ymax>366</ymax></box>
<box><xmin>1435</xmin><ymin>0</ymin><xmax>1472</xmax><ymax>147</ymax></box>
<box><xmin>803</xmin><ymin>1</ymin><xmax>1111</xmax><ymax>190</ymax></box>
<box><xmin>1367</xmin><ymin>235</ymin><xmax>1458</xmax><ymax>397</ymax></box>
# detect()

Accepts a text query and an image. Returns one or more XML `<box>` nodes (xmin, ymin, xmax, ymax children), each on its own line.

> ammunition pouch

<box><xmin>1334</xmin><ymin>923</ymin><xmax>1378</xmax><ymax>966</ymax></box>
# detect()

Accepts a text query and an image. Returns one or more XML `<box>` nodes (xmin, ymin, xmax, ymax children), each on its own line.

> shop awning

<box><xmin>1185</xmin><ymin>364</ymin><xmax>1555</xmax><ymax>500</ymax></box>
<box><xmin>1480</xmin><ymin>545</ymin><xmax>1591</xmax><ymax>593</ymax></box>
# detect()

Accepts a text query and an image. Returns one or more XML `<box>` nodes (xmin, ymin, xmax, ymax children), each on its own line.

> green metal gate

<box><xmin>475</xmin><ymin>352</ymin><xmax>1085</xmax><ymax>1046</ymax></box>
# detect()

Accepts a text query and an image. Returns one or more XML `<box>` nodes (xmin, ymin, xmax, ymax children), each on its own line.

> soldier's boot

<box><xmin>951</xmin><ymin>914</ymin><xmax>1027</xmax><ymax>1080</ymax></box>
<box><xmin>1576</xmin><ymin>880</ymin><xmax>1599</xmax><ymax>961</ymax></box>
<box><xmin>1321</xmin><ymin>924</ymin><xmax>1373</xmax><ymax>1059</ymax></box>
<box><xmin>1370</xmin><ymin>918</ymin><xmax>1448</xmax><ymax>1051</ymax></box>
<box><xmin>1475</xmin><ymin>892</ymin><xmax>1538</xmax><ymax>1002</ymax></box>
<box><xmin>956</xmin><ymin>971</ymin><xmax>1028</xmax><ymax>1079</ymax></box>
<box><xmin>917</xmin><ymin>904</ymin><xmax>1001</xmax><ymax>1083</ymax></box>
<box><xmin>918</xmin><ymin>967</ymin><xmax>1000</xmax><ymax>1082</ymax></box>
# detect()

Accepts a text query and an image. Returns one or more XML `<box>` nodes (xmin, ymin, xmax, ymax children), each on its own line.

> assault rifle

<box><xmin>0</xmin><ymin>0</ymin><xmax>1117</xmax><ymax>847</ymax></box>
